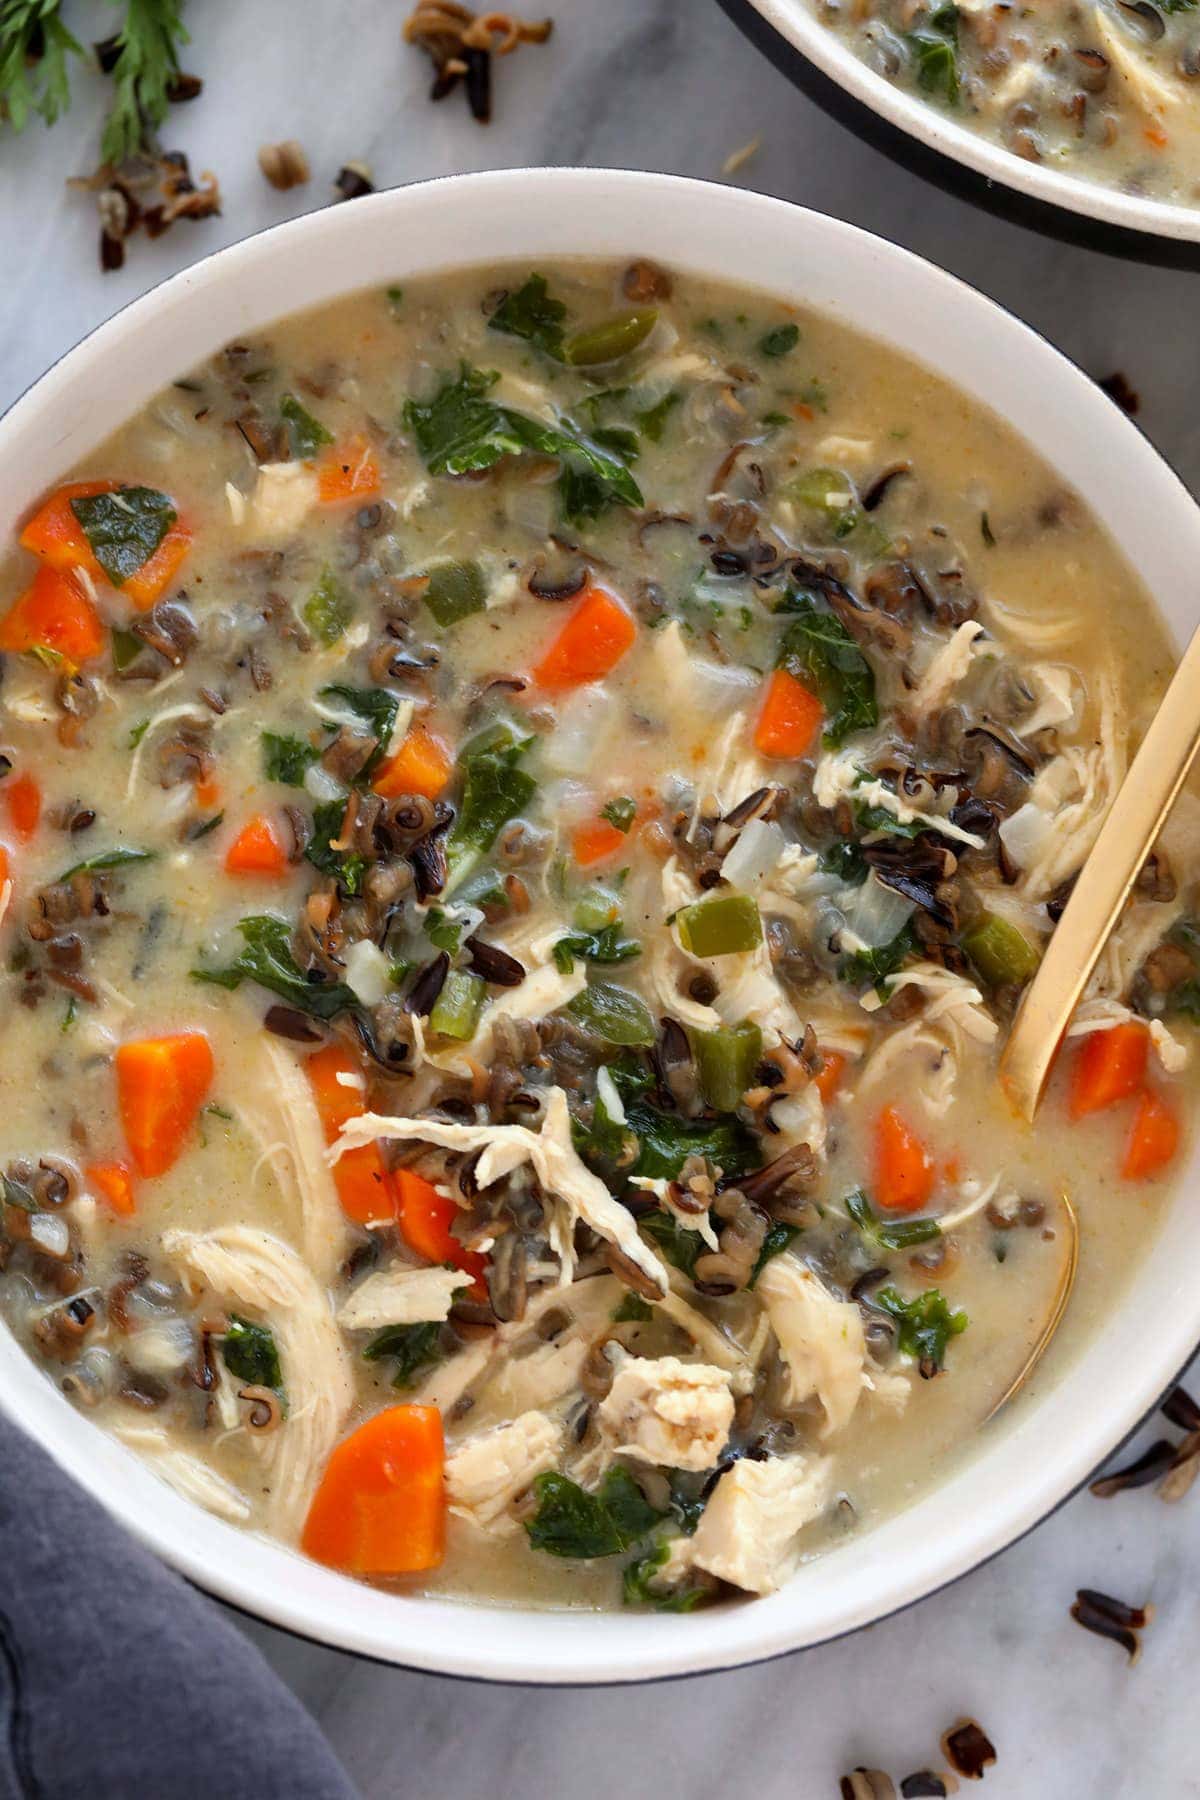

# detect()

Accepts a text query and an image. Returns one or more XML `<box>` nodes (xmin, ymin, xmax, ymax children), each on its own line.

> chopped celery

<box><xmin>691</xmin><ymin>1020</ymin><xmax>763</xmax><ymax>1112</ymax></box>
<box><xmin>963</xmin><ymin>912</ymin><xmax>1039</xmax><ymax>987</ymax></box>
<box><xmin>564</xmin><ymin>310</ymin><xmax>657</xmax><ymax>367</ymax></box>
<box><xmin>423</xmin><ymin>559</ymin><xmax>487</xmax><ymax>627</ymax></box>
<box><xmin>303</xmin><ymin>567</ymin><xmax>353</xmax><ymax>646</ymax></box>
<box><xmin>790</xmin><ymin>466</ymin><xmax>859</xmax><ymax>538</ymax></box>
<box><xmin>429</xmin><ymin>970</ymin><xmax>486</xmax><ymax>1039</ymax></box>
<box><xmin>574</xmin><ymin>884</ymin><xmax>622</xmax><ymax>933</ymax></box>
<box><xmin>676</xmin><ymin>893</ymin><xmax>762</xmax><ymax>958</ymax></box>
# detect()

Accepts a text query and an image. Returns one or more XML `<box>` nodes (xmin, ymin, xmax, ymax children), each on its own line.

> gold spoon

<box><xmin>982</xmin><ymin>1191</ymin><xmax>1079</xmax><ymax>1424</ymax></box>
<box><xmin>998</xmin><ymin>626</ymin><xmax>1200</xmax><ymax>1121</ymax></box>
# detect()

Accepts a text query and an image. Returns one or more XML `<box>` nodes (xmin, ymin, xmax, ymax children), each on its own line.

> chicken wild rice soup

<box><xmin>811</xmin><ymin>1</ymin><xmax>1200</xmax><ymax>209</ymax></box>
<box><xmin>0</xmin><ymin>258</ymin><xmax>1192</xmax><ymax>1613</ymax></box>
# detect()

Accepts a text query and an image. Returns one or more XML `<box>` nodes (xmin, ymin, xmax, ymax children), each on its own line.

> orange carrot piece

<box><xmin>0</xmin><ymin>845</ymin><xmax>9</xmax><ymax>890</ymax></box>
<box><xmin>317</xmin><ymin>437</ymin><xmax>381</xmax><ymax>503</ymax></box>
<box><xmin>531</xmin><ymin>585</ymin><xmax>637</xmax><ymax>690</ymax></box>
<box><xmin>306</xmin><ymin>1044</ymin><xmax>395</xmax><ymax>1226</ymax></box>
<box><xmin>19</xmin><ymin>479</ymin><xmax>115</xmax><ymax>574</ymax></box>
<box><xmin>224</xmin><ymin>815</ymin><xmax>289</xmax><ymax>878</ymax></box>
<box><xmin>18</xmin><ymin>479</ymin><xmax>189</xmax><ymax>607</ymax></box>
<box><xmin>1122</xmin><ymin>1088</ymin><xmax>1181</xmax><ymax>1182</ymax></box>
<box><xmin>123</xmin><ymin>522</ymin><xmax>191</xmax><ymax>610</ymax></box>
<box><xmin>374</xmin><ymin>724</ymin><xmax>453</xmax><ymax>802</ymax></box>
<box><xmin>754</xmin><ymin>667</ymin><xmax>823</xmax><ymax>759</ymax></box>
<box><xmin>194</xmin><ymin>774</ymin><xmax>221</xmax><ymax>810</ymax></box>
<box><xmin>5</xmin><ymin>773</ymin><xmax>41</xmax><ymax>843</ymax></box>
<box><xmin>0</xmin><ymin>566</ymin><xmax>105</xmax><ymax>666</ymax></box>
<box><xmin>395</xmin><ymin>1167</ymin><xmax>488</xmax><ymax>1290</ymax></box>
<box><xmin>1068</xmin><ymin>1022</ymin><xmax>1149</xmax><ymax>1120</ymax></box>
<box><xmin>87</xmin><ymin>1161</ymin><xmax>136</xmax><ymax>1217</ymax></box>
<box><xmin>302</xmin><ymin>1406</ymin><xmax>446</xmax><ymax>1576</ymax></box>
<box><xmin>1144</xmin><ymin>124</ymin><xmax>1169</xmax><ymax>151</ymax></box>
<box><xmin>812</xmin><ymin>1049</ymin><xmax>846</xmax><ymax>1106</ymax></box>
<box><xmin>874</xmin><ymin>1105</ymin><xmax>934</xmax><ymax>1213</ymax></box>
<box><xmin>572</xmin><ymin>818</ymin><xmax>627</xmax><ymax>868</ymax></box>
<box><xmin>116</xmin><ymin>1032</ymin><xmax>214</xmax><ymax>1178</ymax></box>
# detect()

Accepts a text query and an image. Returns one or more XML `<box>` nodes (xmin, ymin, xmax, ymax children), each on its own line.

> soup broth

<box><xmin>0</xmin><ymin>259</ymin><xmax>1191</xmax><ymax>1612</ymax></box>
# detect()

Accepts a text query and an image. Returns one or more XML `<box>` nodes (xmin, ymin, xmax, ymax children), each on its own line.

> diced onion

<box><xmin>541</xmin><ymin>687</ymin><xmax>613</xmax><ymax>777</ymax></box>
<box><xmin>28</xmin><ymin>1213</ymin><xmax>70</xmax><ymax>1258</ymax></box>
<box><xmin>721</xmin><ymin>818</ymin><xmax>785</xmax><ymax>893</ymax></box>
<box><xmin>844</xmin><ymin>872</ymin><xmax>917</xmax><ymax>950</ymax></box>
<box><xmin>997</xmin><ymin>801</ymin><xmax>1052</xmax><ymax>872</ymax></box>
<box><xmin>343</xmin><ymin>940</ymin><xmax>392</xmax><ymax>1007</ymax></box>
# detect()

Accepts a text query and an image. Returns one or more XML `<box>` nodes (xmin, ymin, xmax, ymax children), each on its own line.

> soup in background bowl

<box><xmin>1</xmin><ymin>170</ymin><xmax>1199</xmax><ymax>1683</ymax></box>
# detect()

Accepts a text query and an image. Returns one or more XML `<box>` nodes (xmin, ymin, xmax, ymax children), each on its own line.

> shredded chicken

<box><xmin>909</xmin><ymin>620</ymin><xmax>986</xmax><ymax>716</ymax></box>
<box><xmin>162</xmin><ymin>1226</ymin><xmax>353</xmax><ymax>1535</ymax></box>
<box><xmin>240</xmin><ymin>1036</ymin><xmax>349</xmax><ymax>1285</ymax></box>
<box><xmin>112</xmin><ymin>1423</ymin><xmax>252</xmax><ymax>1524</ymax></box>
<box><xmin>756</xmin><ymin>1256</ymin><xmax>866</xmax><ymax>1438</ymax></box>
<box><xmin>334</xmin><ymin>1087</ymin><xmax>668</xmax><ymax>1294</ymax></box>
<box><xmin>445</xmin><ymin>1411</ymin><xmax>560</xmax><ymax>1535</ymax></box>
<box><xmin>337</xmin><ymin>1265</ymin><xmax>472</xmax><ymax>1331</ymax></box>
<box><xmin>597</xmin><ymin>1355</ymin><xmax>734</xmax><ymax>1471</ymax></box>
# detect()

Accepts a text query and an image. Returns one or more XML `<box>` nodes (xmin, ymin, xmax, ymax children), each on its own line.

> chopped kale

<box><xmin>845</xmin><ymin>1188</ymin><xmax>941</xmax><ymax>1252</ymax></box>
<box><xmin>759</xmin><ymin>322</ymin><xmax>800</xmax><ymax>358</ymax></box>
<box><xmin>303</xmin><ymin>568</ymin><xmax>353</xmax><ymax>646</ymax></box>
<box><xmin>192</xmin><ymin>914</ymin><xmax>358</xmax><ymax>1020</ymax></box>
<box><xmin>56</xmin><ymin>846</ymin><xmax>154</xmax><ymax>881</ymax></box>
<box><xmin>819</xmin><ymin>838</ymin><xmax>869</xmax><ymax>886</ymax></box>
<box><xmin>222</xmin><ymin>1315</ymin><xmax>283</xmax><ymax>1393</ymax></box>
<box><xmin>111</xmin><ymin>626</ymin><xmax>143</xmax><ymax>671</ymax></box>
<box><xmin>305</xmin><ymin>801</ymin><xmax>366</xmax><ymax>896</ymax></box>
<box><xmin>622</xmin><ymin>1541</ymin><xmax>713</xmax><ymax>1611</ymax></box>
<box><xmin>487</xmin><ymin>273</ymin><xmax>568</xmax><ymax>360</ymax></box>
<box><xmin>777</xmin><ymin>596</ymin><xmax>878</xmax><ymax>746</ymax></box>
<box><xmin>612</xmin><ymin>1293</ymin><xmax>654</xmax><ymax>1324</ymax></box>
<box><xmin>635</xmin><ymin>392</ymin><xmax>680</xmax><ymax>443</ymax></box>
<box><xmin>363</xmin><ymin>1321</ymin><xmax>446</xmax><ymax>1389</ymax></box>
<box><xmin>855</xmin><ymin>800</ymin><xmax>924</xmax><ymax>839</ymax></box>
<box><xmin>445</xmin><ymin>721</ymin><xmax>536</xmax><ymax>891</ymax></box>
<box><xmin>318</xmin><ymin>684</ymin><xmax>399</xmax><ymax>781</ymax></box>
<box><xmin>748</xmin><ymin>1222</ymin><xmax>801</xmax><ymax>1287</ymax></box>
<box><xmin>875</xmin><ymin>1285</ymin><xmax>967</xmax><ymax>1371</ymax></box>
<box><xmin>838</xmin><ymin>921</ymin><xmax>916</xmax><ymax>992</ymax></box>
<box><xmin>526</xmin><ymin>1466</ymin><xmax>664</xmax><ymax>1559</ymax></box>
<box><xmin>70</xmin><ymin>486</ymin><xmax>176</xmax><ymax>586</ymax></box>
<box><xmin>906</xmin><ymin>4</ymin><xmax>960</xmax><ymax>104</ymax></box>
<box><xmin>600</xmin><ymin>795</ymin><xmax>637</xmax><ymax>833</ymax></box>
<box><xmin>279</xmin><ymin>392</ymin><xmax>333</xmax><ymax>458</ymax></box>
<box><xmin>640</xmin><ymin>1209</ymin><xmax>703</xmax><ymax>1280</ymax></box>
<box><xmin>552</xmin><ymin>922</ymin><xmax>641</xmax><ymax>972</ymax></box>
<box><xmin>262</xmin><ymin>731</ymin><xmax>317</xmax><ymax>787</ymax></box>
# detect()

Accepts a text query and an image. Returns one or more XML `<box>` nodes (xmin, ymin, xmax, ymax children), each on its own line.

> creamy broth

<box><xmin>0</xmin><ymin>260</ymin><xmax>1191</xmax><ymax>1614</ymax></box>
<box><xmin>811</xmin><ymin>0</ymin><xmax>1200</xmax><ymax>209</ymax></box>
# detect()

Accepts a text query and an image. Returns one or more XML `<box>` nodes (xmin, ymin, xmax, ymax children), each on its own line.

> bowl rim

<box><xmin>2</xmin><ymin>166</ymin><xmax>1200</xmax><ymax>1685</ymax></box>
<box><xmin>728</xmin><ymin>0</ymin><xmax>1200</xmax><ymax>251</ymax></box>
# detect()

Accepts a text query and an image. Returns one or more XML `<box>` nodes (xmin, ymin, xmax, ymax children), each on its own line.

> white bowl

<box><xmin>724</xmin><ymin>0</ymin><xmax>1200</xmax><ymax>253</ymax></box>
<box><xmin>2</xmin><ymin>168</ymin><xmax>1198</xmax><ymax>1684</ymax></box>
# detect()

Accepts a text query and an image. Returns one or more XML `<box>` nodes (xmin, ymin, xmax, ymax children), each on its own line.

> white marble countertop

<box><xmin>2</xmin><ymin>2</ymin><xmax>1198</xmax><ymax>1794</ymax></box>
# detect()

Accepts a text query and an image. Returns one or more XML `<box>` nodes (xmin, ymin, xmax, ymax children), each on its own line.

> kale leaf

<box><xmin>305</xmin><ymin>801</ymin><xmax>366</xmax><ymax>896</ymax></box>
<box><xmin>526</xmin><ymin>1466</ymin><xmax>665</xmax><ymax>1559</ymax></box>
<box><xmin>445</xmin><ymin>721</ymin><xmax>536</xmax><ymax>891</ymax></box>
<box><xmin>845</xmin><ymin>1188</ymin><xmax>942</xmax><ymax>1252</ymax></box>
<box><xmin>56</xmin><ymin>846</ymin><xmax>154</xmax><ymax>881</ymax></box>
<box><xmin>280</xmin><ymin>392</ymin><xmax>333</xmax><ymax>458</ymax></box>
<box><xmin>838</xmin><ymin>921</ymin><xmax>916</xmax><ymax>992</ymax></box>
<box><xmin>318</xmin><ymin>684</ymin><xmax>400</xmax><ymax>782</ymax></box>
<box><xmin>622</xmin><ymin>1541</ymin><xmax>713</xmax><ymax>1612</ymax></box>
<box><xmin>487</xmin><ymin>273</ymin><xmax>567</xmax><ymax>360</ymax></box>
<box><xmin>222</xmin><ymin>1315</ymin><xmax>283</xmax><ymax>1393</ymax></box>
<box><xmin>748</xmin><ymin>1222</ymin><xmax>800</xmax><ymax>1287</ymax></box>
<box><xmin>262</xmin><ymin>731</ymin><xmax>318</xmax><ymax>786</ymax></box>
<box><xmin>363</xmin><ymin>1321</ymin><xmax>446</xmax><ymax>1389</ymax></box>
<box><xmin>191</xmin><ymin>914</ymin><xmax>358</xmax><ymax>1020</ymax></box>
<box><xmin>875</xmin><ymin>1285</ymin><xmax>967</xmax><ymax>1371</ymax></box>
<box><xmin>70</xmin><ymin>486</ymin><xmax>176</xmax><ymax>586</ymax></box>
<box><xmin>777</xmin><ymin>596</ymin><xmax>877</xmax><ymax>746</ymax></box>
<box><xmin>552</xmin><ymin>922</ymin><xmax>641</xmax><ymax>972</ymax></box>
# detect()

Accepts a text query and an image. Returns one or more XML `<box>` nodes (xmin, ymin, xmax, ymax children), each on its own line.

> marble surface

<box><xmin>3</xmin><ymin>1</ymin><xmax>1199</xmax><ymax>1794</ymax></box>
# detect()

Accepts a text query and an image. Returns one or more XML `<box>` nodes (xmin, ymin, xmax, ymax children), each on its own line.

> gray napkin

<box><xmin>0</xmin><ymin>1413</ymin><xmax>359</xmax><ymax>1799</ymax></box>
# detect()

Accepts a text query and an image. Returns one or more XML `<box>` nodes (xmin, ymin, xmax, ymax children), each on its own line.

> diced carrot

<box><xmin>374</xmin><ymin>724</ymin><xmax>453</xmax><ymax>802</ymax></box>
<box><xmin>531</xmin><ymin>584</ymin><xmax>637</xmax><ymax>690</ymax></box>
<box><xmin>19</xmin><ymin>480</ymin><xmax>115</xmax><ymax>572</ymax></box>
<box><xmin>224</xmin><ymin>815</ymin><xmax>289</xmax><ymax>878</ymax></box>
<box><xmin>301</xmin><ymin>1406</ymin><xmax>445</xmax><ymax>1576</ymax></box>
<box><xmin>1068</xmin><ymin>1022</ymin><xmax>1149</xmax><ymax>1120</ymax></box>
<box><xmin>1144</xmin><ymin>124</ymin><xmax>1169</xmax><ymax>151</ymax></box>
<box><xmin>194</xmin><ymin>774</ymin><xmax>221</xmax><ymax>810</ymax></box>
<box><xmin>317</xmin><ymin>437</ymin><xmax>381</xmax><ymax>503</ymax></box>
<box><xmin>5</xmin><ymin>773</ymin><xmax>41</xmax><ymax>842</ymax></box>
<box><xmin>874</xmin><ymin>1105</ymin><xmax>934</xmax><ymax>1213</ymax></box>
<box><xmin>790</xmin><ymin>401</ymin><xmax>814</xmax><ymax>422</ymax></box>
<box><xmin>1122</xmin><ymin>1088</ymin><xmax>1180</xmax><ymax>1181</ymax></box>
<box><xmin>754</xmin><ymin>667</ymin><xmax>823</xmax><ymax>759</ymax></box>
<box><xmin>0</xmin><ymin>845</ymin><xmax>9</xmax><ymax>891</ymax></box>
<box><xmin>18</xmin><ymin>479</ymin><xmax>190</xmax><ymax>608</ymax></box>
<box><xmin>0</xmin><ymin>566</ymin><xmax>105</xmax><ymax>666</ymax></box>
<box><xmin>306</xmin><ymin>1043</ymin><xmax>396</xmax><ymax>1227</ymax></box>
<box><xmin>123</xmin><ymin>522</ymin><xmax>192</xmax><ymax>610</ymax></box>
<box><xmin>572</xmin><ymin>818</ymin><xmax>627</xmax><ymax>868</ymax></box>
<box><xmin>87</xmin><ymin>1161</ymin><xmax>136</xmax><ymax>1217</ymax></box>
<box><xmin>395</xmin><ymin>1167</ymin><xmax>488</xmax><ymax>1292</ymax></box>
<box><xmin>812</xmin><ymin>1049</ymin><xmax>846</xmax><ymax>1106</ymax></box>
<box><xmin>116</xmin><ymin>1032</ymin><xmax>214</xmax><ymax>1178</ymax></box>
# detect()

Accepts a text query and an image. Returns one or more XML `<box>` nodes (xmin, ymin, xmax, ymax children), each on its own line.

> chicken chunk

<box><xmin>445</xmin><ymin>1412</ymin><xmax>561</xmax><ymax>1535</ymax></box>
<box><xmin>756</xmin><ymin>1256</ymin><xmax>866</xmax><ymax>1438</ymax></box>
<box><xmin>690</xmin><ymin>1454</ymin><xmax>832</xmax><ymax>1595</ymax></box>
<box><xmin>337</xmin><ymin>1265</ymin><xmax>471</xmax><ymax>1331</ymax></box>
<box><xmin>597</xmin><ymin>1356</ymin><xmax>734</xmax><ymax>1472</ymax></box>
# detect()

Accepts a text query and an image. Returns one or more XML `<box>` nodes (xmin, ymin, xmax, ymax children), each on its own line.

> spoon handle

<box><xmin>999</xmin><ymin>624</ymin><xmax>1200</xmax><ymax>1121</ymax></box>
